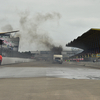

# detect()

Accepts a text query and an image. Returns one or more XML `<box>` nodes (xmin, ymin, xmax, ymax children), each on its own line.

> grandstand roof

<box><xmin>0</xmin><ymin>30</ymin><xmax>19</xmax><ymax>35</ymax></box>
<box><xmin>66</xmin><ymin>28</ymin><xmax>100</xmax><ymax>50</ymax></box>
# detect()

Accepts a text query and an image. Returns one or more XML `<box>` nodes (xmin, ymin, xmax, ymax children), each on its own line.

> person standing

<box><xmin>0</xmin><ymin>55</ymin><xmax>2</xmax><ymax>65</ymax></box>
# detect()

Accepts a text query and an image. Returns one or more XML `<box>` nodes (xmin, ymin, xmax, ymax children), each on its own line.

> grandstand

<box><xmin>66</xmin><ymin>28</ymin><xmax>100</xmax><ymax>61</ymax></box>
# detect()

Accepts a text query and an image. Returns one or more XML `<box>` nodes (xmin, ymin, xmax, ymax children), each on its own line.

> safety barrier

<box><xmin>1</xmin><ymin>57</ymin><xmax>35</xmax><ymax>65</ymax></box>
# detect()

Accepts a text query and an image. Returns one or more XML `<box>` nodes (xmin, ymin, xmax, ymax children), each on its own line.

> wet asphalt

<box><xmin>0</xmin><ymin>61</ymin><xmax>100</xmax><ymax>80</ymax></box>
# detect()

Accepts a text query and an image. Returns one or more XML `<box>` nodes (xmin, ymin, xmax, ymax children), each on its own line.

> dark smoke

<box><xmin>40</xmin><ymin>35</ymin><xmax>63</xmax><ymax>54</ymax></box>
<box><xmin>50</xmin><ymin>45</ymin><xmax>63</xmax><ymax>54</ymax></box>
<box><xmin>17</xmin><ymin>11</ymin><xmax>63</xmax><ymax>52</ymax></box>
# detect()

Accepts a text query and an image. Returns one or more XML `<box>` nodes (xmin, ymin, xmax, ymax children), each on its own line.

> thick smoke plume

<box><xmin>16</xmin><ymin>11</ymin><xmax>63</xmax><ymax>53</ymax></box>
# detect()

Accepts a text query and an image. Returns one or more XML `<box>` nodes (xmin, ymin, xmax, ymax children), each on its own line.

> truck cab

<box><xmin>53</xmin><ymin>55</ymin><xmax>63</xmax><ymax>64</ymax></box>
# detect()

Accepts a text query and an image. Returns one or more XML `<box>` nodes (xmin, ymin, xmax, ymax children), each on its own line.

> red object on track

<box><xmin>0</xmin><ymin>55</ymin><xmax>2</xmax><ymax>60</ymax></box>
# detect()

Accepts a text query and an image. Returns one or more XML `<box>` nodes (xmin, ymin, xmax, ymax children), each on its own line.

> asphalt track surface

<box><xmin>0</xmin><ymin>61</ymin><xmax>100</xmax><ymax>100</ymax></box>
<box><xmin>1</xmin><ymin>61</ymin><xmax>100</xmax><ymax>80</ymax></box>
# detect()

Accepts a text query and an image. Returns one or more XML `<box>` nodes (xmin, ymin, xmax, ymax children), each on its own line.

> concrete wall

<box><xmin>67</xmin><ymin>61</ymin><xmax>100</xmax><ymax>68</ymax></box>
<box><xmin>1</xmin><ymin>57</ymin><xmax>35</xmax><ymax>65</ymax></box>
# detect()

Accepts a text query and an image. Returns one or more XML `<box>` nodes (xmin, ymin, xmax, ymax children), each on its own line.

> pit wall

<box><xmin>1</xmin><ymin>57</ymin><xmax>35</xmax><ymax>65</ymax></box>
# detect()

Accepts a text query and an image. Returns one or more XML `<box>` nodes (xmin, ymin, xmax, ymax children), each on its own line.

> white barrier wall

<box><xmin>1</xmin><ymin>57</ymin><xmax>35</xmax><ymax>65</ymax></box>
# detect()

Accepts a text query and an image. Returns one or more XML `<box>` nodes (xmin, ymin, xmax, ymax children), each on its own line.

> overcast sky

<box><xmin>0</xmin><ymin>0</ymin><xmax>100</xmax><ymax>51</ymax></box>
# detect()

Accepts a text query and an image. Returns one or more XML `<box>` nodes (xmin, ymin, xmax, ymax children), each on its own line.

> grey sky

<box><xmin>0</xmin><ymin>0</ymin><xmax>100</xmax><ymax>51</ymax></box>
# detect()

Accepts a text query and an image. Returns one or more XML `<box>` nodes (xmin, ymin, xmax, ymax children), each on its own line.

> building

<box><xmin>0</xmin><ymin>31</ymin><xmax>19</xmax><ymax>56</ymax></box>
<box><xmin>66</xmin><ymin>28</ymin><xmax>100</xmax><ymax>61</ymax></box>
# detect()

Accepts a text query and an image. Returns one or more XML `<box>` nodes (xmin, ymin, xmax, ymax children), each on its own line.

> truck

<box><xmin>52</xmin><ymin>55</ymin><xmax>63</xmax><ymax>64</ymax></box>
